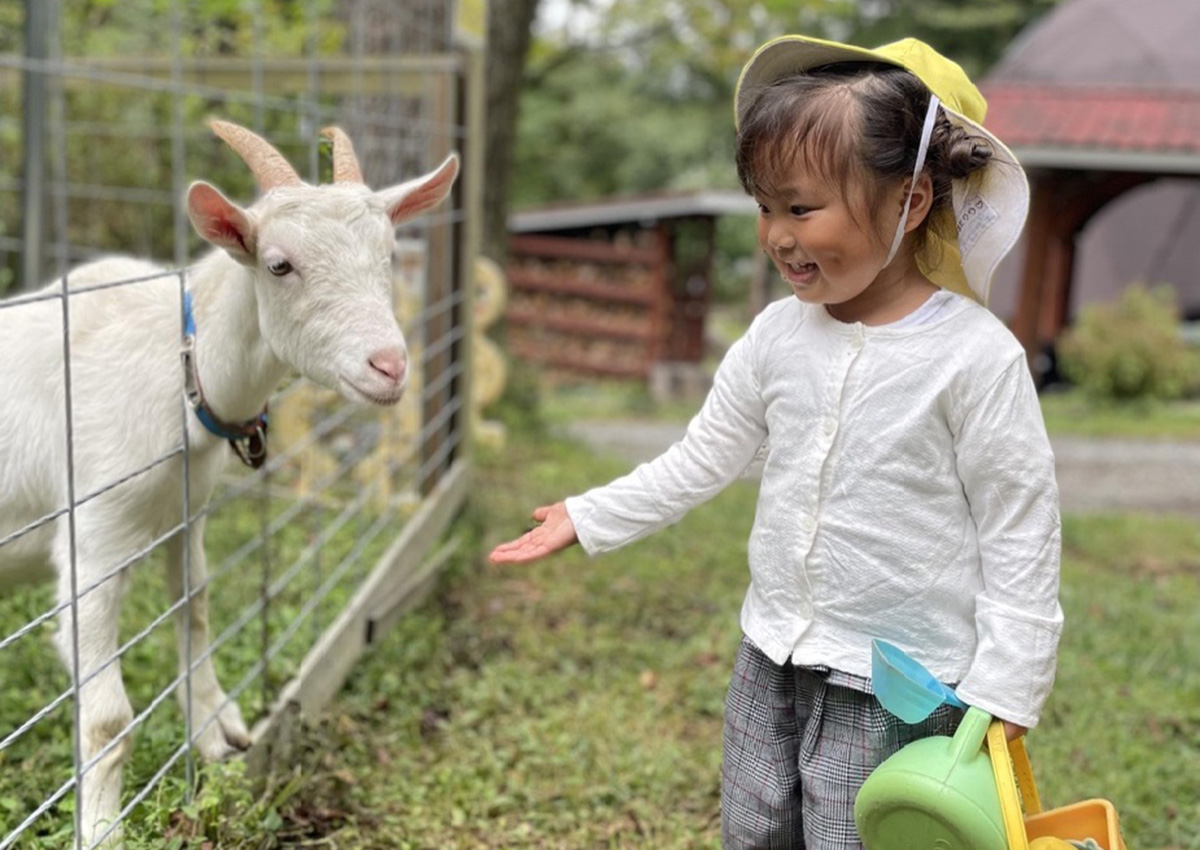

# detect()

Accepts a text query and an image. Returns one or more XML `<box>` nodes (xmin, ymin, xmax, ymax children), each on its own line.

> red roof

<box><xmin>981</xmin><ymin>84</ymin><xmax>1200</xmax><ymax>154</ymax></box>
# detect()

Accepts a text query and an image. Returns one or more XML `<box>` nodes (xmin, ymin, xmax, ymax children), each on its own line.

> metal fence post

<box><xmin>19</xmin><ymin>0</ymin><xmax>54</xmax><ymax>292</ymax></box>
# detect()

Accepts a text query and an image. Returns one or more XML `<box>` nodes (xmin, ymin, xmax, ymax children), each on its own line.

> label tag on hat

<box><xmin>956</xmin><ymin>188</ymin><xmax>999</xmax><ymax>258</ymax></box>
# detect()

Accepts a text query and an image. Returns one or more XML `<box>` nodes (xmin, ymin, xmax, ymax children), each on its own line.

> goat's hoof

<box><xmin>194</xmin><ymin>703</ymin><xmax>251</xmax><ymax>760</ymax></box>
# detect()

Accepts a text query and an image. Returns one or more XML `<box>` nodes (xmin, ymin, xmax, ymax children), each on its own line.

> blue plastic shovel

<box><xmin>871</xmin><ymin>638</ymin><xmax>967</xmax><ymax>724</ymax></box>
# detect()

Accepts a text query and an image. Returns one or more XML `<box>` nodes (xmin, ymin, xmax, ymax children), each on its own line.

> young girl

<box><xmin>490</xmin><ymin>35</ymin><xmax>1062</xmax><ymax>850</ymax></box>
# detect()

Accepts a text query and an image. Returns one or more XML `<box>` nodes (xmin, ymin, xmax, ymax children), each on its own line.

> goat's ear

<box><xmin>186</xmin><ymin>181</ymin><xmax>258</xmax><ymax>266</ymax></box>
<box><xmin>376</xmin><ymin>154</ymin><xmax>459</xmax><ymax>225</ymax></box>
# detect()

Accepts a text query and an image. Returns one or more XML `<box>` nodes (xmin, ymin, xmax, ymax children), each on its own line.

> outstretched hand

<box><xmin>489</xmin><ymin>502</ymin><xmax>578</xmax><ymax>564</ymax></box>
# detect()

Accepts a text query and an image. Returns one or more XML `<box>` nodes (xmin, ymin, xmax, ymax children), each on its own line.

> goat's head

<box><xmin>185</xmin><ymin>120</ymin><xmax>459</xmax><ymax>406</ymax></box>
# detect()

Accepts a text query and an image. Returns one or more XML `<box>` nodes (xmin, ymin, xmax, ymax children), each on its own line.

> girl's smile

<box><xmin>781</xmin><ymin>259</ymin><xmax>820</xmax><ymax>289</ymax></box>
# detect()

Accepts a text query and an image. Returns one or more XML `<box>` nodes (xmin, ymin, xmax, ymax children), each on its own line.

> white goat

<box><xmin>0</xmin><ymin>120</ymin><xmax>458</xmax><ymax>848</ymax></box>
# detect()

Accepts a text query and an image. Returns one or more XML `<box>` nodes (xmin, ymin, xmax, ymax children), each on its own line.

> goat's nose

<box><xmin>368</xmin><ymin>348</ymin><xmax>407</xmax><ymax>384</ymax></box>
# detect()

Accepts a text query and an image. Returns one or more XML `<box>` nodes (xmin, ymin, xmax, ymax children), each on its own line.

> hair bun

<box><xmin>937</xmin><ymin>114</ymin><xmax>992</xmax><ymax>179</ymax></box>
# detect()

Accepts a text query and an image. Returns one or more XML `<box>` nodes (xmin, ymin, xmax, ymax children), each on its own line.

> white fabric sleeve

<box><xmin>564</xmin><ymin>328</ymin><xmax>769</xmax><ymax>555</ymax></box>
<box><xmin>951</xmin><ymin>355</ymin><xmax>1064</xmax><ymax>729</ymax></box>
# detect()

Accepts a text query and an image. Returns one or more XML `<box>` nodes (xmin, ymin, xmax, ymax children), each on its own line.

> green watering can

<box><xmin>855</xmin><ymin>705</ymin><xmax>1006</xmax><ymax>850</ymax></box>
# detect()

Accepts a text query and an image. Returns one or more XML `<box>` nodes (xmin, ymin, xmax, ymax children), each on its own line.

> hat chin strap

<box><xmin>881</xmin><ymin>94</ymin><xmax>940</xmax><ymax>271</ymax></box>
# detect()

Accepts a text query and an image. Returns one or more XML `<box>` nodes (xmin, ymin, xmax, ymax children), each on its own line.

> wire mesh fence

<box><xmin>0</xmin><ymin>1</ymin><xmax>481</xmax><ymax>846</ymax></box>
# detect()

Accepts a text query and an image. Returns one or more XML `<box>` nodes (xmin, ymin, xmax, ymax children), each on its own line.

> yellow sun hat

<box><xmin>734</xmin><ymin>35</ymin><xmax>1030</xmax><ymax>305</ymax></box>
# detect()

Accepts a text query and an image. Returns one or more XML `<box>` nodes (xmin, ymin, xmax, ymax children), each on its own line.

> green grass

<box><xmin>537</xmin><ymin>370</ymin><xmax>1200</xmax><ymax>444</ymax></box>
<box><xmin>1041</xmin><ymin>516</ymin><xmax>1200</xmax><ymax>847</ymax></box>
<box><xmin>1039</xmin><ymin>391</ymin><xmax>1200</xmax><ymax>441</ymax></box>
<box><xmin>0</xmin><ymin>475</ymin><xmax>396</xmax><ymax>848</ymax></box>
<box><xmin>4</xmin><ymin>404</ymin><xmax>1196</xmax><ymax>848</ymax></box>
<box><xmin>538</xmin><ymin>376</ymin><xmax>699</xmax><ymax>427</ymax></box>
<box><xmin>224</xmin><ymin>427</ymin><xmax>1198</xmax><ymax>850</ymax></box>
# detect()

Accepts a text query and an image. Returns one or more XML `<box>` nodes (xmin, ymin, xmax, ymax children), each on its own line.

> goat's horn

<box><xmin>209</xmin><ymin>119</ymin><xmax>301</xmax><ymax>191</ymax></box>
<box><xmin>320</xmin><ymin>126</ymin><xmax>364</xmax><ymax>184</ymax></box>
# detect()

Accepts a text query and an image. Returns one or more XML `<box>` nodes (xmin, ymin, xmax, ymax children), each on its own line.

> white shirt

<box><xmin>565</xmin><ymin>294</ymin><xmax>1063</xmax><ymax>729</ymax></box>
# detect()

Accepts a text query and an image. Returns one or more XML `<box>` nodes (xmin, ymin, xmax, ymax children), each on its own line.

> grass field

<box><xmin>539</xmin><ymin>376</ymin><xmax>1200</xmax><ymax>444</ymax></box>
<box><xmin>1038</xmin><ymin>392</ymin><xmax>1200</xmax><ymax>441</ymax></box>
<box><xmin>0</xmin><ymin>483</ymin><xmax>395</xmax><ymax>848</ymax></box>
<box><xmin>3</xmin><ymin>389</ymin><xmax>1197</xmax><ymax>849</ymax></box>
<box><xmin>218</xmin><ymin>420</ymin><xmax>1198</xmax><ymax>850</ymax></box>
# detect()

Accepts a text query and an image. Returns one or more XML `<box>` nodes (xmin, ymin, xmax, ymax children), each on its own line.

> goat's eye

<box><xmin>266</xmin><ymin>258</ymin><xmax>293</xmax><ymax>277</ymax></box>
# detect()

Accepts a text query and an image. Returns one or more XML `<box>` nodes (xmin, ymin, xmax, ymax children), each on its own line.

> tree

<box><xmin>482</xmin><ymin>0</ymin><xmax>541</xmax><ymax>262</ymax></box>
<box><xmin>513</xmin><ymin>0</ymin><xmax>862</xmax><ymax>209</ymax></box>
<box><xmin>510</xmin><ymin>0</ymin><xmax>1067</xmax><ymax>213</ymax></box>
<box><xmin>849</xmin><ymin>0</ymin><xmax>1061</xmax><ymax>77</ymax></box>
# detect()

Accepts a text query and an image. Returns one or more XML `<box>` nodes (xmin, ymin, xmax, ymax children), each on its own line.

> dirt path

<box><xmin>566</xmin><ymin>420</ymin><xmax>1200</xmax><ymax>517</ymax></box>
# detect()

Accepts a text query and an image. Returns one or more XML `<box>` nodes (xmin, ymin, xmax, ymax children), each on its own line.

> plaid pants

<box><xmin>721</xmin><ymin>636</ymin><xmax>964</xmax><ymax>850</ymax></box>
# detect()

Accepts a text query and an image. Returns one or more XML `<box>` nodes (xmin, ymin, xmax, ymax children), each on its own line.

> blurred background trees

<box><xmin>491</xmin><ymin>0</ymin><xmax>1065</xmax><ymax>292</ymax></box>
<box><xmin>2</xmin><ymin>0</ymin><xmax>1064</xmax><ymax>292</ymax></box>
<box><xmin>510</xmin><ymin>0</ymin><xmax>1063</xmax><ymax>212</ymax></box>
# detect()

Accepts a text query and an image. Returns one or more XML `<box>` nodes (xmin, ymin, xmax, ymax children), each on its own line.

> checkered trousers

<box><xmin>721</xmin><ymin>636</ymin><xmax>964</xmax><ymax>850</ymax></box>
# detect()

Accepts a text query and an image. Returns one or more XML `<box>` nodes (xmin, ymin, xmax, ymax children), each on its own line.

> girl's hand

<box><xmin>489</xmin><ymin>502</ymin><xmax>578</xmax><ymax>564</ymax></box>
<box><xmin>1003</xmin><ymin>720</ymin><xmax>1028</xmax><ymax>742</ymax></box>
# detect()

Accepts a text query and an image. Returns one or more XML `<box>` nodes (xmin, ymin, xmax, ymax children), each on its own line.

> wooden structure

<box><xmin>506</xmin><ymin>191</ymin><xmax>755</xmax><ymax>379</ymax></box>
<box><xmin>981</xmin><ymin>0</ymin><xmax>1200</xmax><ymax>383</ymax></box>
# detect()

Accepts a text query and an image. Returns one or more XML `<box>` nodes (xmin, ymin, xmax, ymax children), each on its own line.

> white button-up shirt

<box><xmin>565</xmin><ymin>295</ymin><xmax>1063</xmax><ymax>728</ymax></box>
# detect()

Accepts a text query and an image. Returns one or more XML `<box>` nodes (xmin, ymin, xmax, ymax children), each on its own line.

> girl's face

<box><xmin>754</xmin><ymin>161</ymin><xmax>903</xmax><ymax>312</ymax></box>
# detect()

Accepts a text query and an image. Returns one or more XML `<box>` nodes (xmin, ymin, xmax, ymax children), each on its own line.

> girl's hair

<box><xmin>735</xmin><ymin>62</ymin><xmax>993</xmax><ymax>254</ymax></box>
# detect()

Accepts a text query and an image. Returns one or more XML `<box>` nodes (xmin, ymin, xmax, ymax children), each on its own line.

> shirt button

<box><xmin>822</xmin><ymin>417</ymin><xmax>836</xmax><ymax>437</ymax></box>
<box><xmin>798</xmin><ymin>600</ymin><xmax>813</xmax><ymax>619</ymax></box>
<box><xmin>800</xmin><ymin>515</ymin><xmax>816</xmax><ymax>534</ymax></box>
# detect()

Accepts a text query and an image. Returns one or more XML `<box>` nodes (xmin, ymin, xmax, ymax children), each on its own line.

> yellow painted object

<box><xmin>1028</xmin><ymin>838</ymin><xmax>1075</xmax><ymax>850</ymax></box>
<box><xmin>273</xmin><ymin>381</ymin><xmax>338</xmax><ymax>500</ymax></box>
<box><xmin>472</xmin><ymin>256</ymin><xmax>509</xmax><ymax>448</ymax></box>
<box><xmin>987</xmin><ymin>721</ymin><xmax>1127</xmax><ymax>850</ymax></box>
<box><xmin>1024</xmin><ymin>801</ymin><xmax>1127</xmax><ymax>850</ymax></box>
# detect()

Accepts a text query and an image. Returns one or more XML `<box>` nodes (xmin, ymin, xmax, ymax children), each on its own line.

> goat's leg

<box><xmin>52</xmin><ymin>547</ymin><xmax>133</xmax><ymax>850</ymax></box>
<box><xmin>166</xmin><ymin>522</ymin><xmax>251</xmax><ymax>760</ymax></box>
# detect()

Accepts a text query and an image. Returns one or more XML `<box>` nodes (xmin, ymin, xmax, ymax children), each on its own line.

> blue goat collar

<box><xmin>181</xmin><ymin>291</ymin><xmax>269</xmax><ymax>468</ymax></box>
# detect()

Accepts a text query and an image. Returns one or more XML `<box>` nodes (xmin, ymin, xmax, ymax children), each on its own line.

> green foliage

<box><xmin>0</xmin><ymin>2</ymin><xmax>21</xmax><ymax>55</ymax></box>
<box><xmin>125</xmin><ymin>760</ymin><xmax>309</xmax><ymax>850</ymax></box>
<box><xmin>513</xmin><ymin>56</ymin><xmax>735</xmax><ymax>207</ymax></box>
<box><xmin>1058</xmin><ymin>285</ymin><xmax>1200</xmax><ymax>403</ymax></box>
<box><xmin>517</xmin><ymin>0</ymin><xmax>860</xmax><ymax>207</ymax></box>
<box><xmin>60</xmin><ymin>0</ymin><xmax>344</xmax><ymax>58</ymax></box>
<box><xmin>0</xmin><ymin>0</ymin><xmax>347</xmax><ymax>292</ymax></box>
<box><xmin>488</xmin><ymin>354</ymin><xmax>549</xmax><ymax>438</ymax></box>
<box><xmin>516</xmin><ymin>0</ymin><xmax>1065</xmax><ymax>211</ymax></box>
<box><xmin>0</xmin><ymin>218</ymin><xmax>12</xmax><ymax>297</ymax></box>
<box><xmin>849</xmin><ymin>0</ymin><xmax>1061</xmax><ymax>77</ymax></box>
